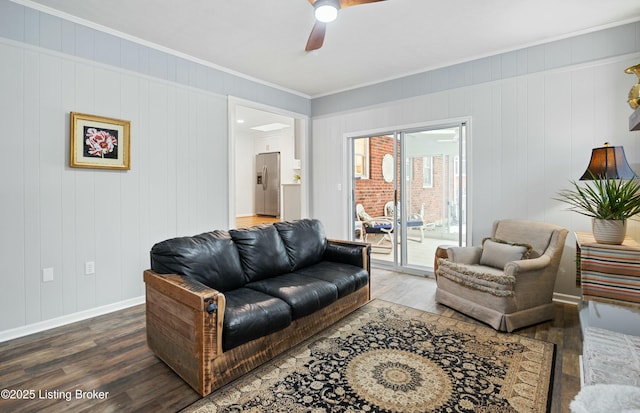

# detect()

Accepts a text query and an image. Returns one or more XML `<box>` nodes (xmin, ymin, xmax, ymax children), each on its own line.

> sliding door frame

<box><xmin>347</xmin><ymin>117</ymin><xmax>472</xmax><ymax>276</ymax></box>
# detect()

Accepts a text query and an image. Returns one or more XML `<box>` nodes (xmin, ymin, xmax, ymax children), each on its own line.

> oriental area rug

<box><xmin>182</xmin><ymin>300</ymin><xmax>555</xmax><ymax>413</ymax></box>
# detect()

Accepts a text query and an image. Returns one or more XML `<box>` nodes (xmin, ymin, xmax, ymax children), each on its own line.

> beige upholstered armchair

<box><xmin>435</xmin><ymin>219</ymin><xmax>568</xmax><ymax>332</ymax></box>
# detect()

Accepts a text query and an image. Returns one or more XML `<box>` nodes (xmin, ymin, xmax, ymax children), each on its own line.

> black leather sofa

<box><xmin>143</xmin><ymin>219</ymin><xmax>370</xmax><ymax>396</ymax></box>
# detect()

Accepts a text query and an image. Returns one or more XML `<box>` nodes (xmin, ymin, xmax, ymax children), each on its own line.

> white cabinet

<box><xmin>281</xmin><ymin>184</ymin><xmax>301</xmax><ymax>221</ymax></box>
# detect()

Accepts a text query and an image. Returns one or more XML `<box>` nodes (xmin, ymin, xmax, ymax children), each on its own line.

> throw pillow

<box><xmin>480</xmin><ymin>238</ymin><xmax>530</xmax><ymax>269</ymax></box>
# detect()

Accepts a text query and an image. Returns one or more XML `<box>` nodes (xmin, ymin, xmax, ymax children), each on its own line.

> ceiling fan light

<box><xmin>314</xmin><ymin>0</ymin><xmax>339</xmax><ymax>23</ymax></box>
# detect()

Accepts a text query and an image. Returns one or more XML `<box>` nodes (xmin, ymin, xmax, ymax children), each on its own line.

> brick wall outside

<box><xmin>355</xmin><ymin>137</ymin><xmax>455</xmax><ymax>226</ymax></box>
<box><xmin>410</xmin><ymin>155</ymin><xmax>447</xmax><ymax>224</ymax></box>
<box><xmin>355</xmin><ymin>136</ymin><xmax>394</xmax><ymax>217</ymax></box>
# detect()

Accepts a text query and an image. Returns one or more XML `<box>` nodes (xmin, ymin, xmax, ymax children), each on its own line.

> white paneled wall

<box><xmin>0</xmin><ymin>40</ymin><xmax>228</xmax><ymax>333</ymax></box>
<box><xmin>311</xmin><ymin>54</ymin><xmax>640</xmax><ymax>298</ymax></box>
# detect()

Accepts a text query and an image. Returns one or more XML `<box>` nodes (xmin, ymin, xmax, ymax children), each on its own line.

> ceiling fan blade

<box><xmin>339</xmin><ymin>0</ymin><xmax>385</xmax><ymax>8</ymax></box>
<box><xmin>305</xmin><ymin>22</ymin><xmax>326</xmax><ymax>51</ymax></box>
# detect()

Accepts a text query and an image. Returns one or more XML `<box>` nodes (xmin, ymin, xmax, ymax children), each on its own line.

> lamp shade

<box><xmin>580</xmin><ymin>145</ymin><xmax>638</xmax><ymax>180</ymax></box>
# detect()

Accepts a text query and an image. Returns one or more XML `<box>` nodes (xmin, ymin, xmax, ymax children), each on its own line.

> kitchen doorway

<box><xmin>228</xmin><ymin>98</ymin><xmax>308</xmax><ymax>228</ymax></box>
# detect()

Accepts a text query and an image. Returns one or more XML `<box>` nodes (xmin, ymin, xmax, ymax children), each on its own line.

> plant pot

<box><xmin>592</xmin><ymin>218</ymin><xmax>627</xmax><ymax>245</ymax></box>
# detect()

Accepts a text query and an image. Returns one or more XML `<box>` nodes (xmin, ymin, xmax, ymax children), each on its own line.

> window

<box><xmin>354</xmin><ymin>138</ymin><xmax>370</xmax><ymax>179</ymax></box>
<box><xmin>422</xmin><ymin>156</ymin><xmax>433</xmax><ymax>188</ymax></box>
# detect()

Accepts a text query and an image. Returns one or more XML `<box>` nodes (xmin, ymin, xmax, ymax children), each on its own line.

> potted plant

<box><xmin>555</xmin><ymin>174</ymin><xmax>640</xmax><ymax>244</ymax></box>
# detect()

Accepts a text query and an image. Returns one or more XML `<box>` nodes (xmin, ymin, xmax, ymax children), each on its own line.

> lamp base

<box><xmin>630</xmin><ymin>106</ymin><xmax>640</xmax><ymax>131</ymax></box>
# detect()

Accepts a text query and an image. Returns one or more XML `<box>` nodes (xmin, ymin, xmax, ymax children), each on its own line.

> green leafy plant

<box><xmin>555</xmin><ymin>174</ymin><xmax>640</xmax><ymax>220</ymax></box>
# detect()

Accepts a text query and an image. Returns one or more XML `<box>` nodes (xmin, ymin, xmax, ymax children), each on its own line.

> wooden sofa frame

<box><xmin>143</xmin><ymin>239</ymin><xmax>370</xmax><ymax>396</ymax></box>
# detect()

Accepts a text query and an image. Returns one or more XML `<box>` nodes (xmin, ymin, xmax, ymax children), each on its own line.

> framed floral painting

<box><xmin>70</xmin><ymin>112</ymin><xmax>130</xmax><ymax>170</ymax></box>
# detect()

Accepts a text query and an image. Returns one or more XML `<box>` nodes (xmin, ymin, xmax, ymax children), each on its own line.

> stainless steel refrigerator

<box><xmin>255</xmin><ymin>152</ymin><xmax>280</xmax><ymax>217</ymax></box>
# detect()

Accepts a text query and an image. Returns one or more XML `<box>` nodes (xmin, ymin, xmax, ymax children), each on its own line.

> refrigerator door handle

<box><xmin>262</xmin><ymin>165</ymin><xmax>267</xmax><ymax>190</ymax></box>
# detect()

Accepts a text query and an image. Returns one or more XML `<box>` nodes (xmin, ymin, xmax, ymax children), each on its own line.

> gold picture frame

<box><xmin>70</xmin><ymin>112</ymin><xmax>130</xmax><ymax>170</ymax></box>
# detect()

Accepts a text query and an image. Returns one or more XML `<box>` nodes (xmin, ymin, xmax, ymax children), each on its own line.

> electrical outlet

<box><xmin>85</xmin><ymin>261</ymin><xmax>95</xmax><ymax>275</ymax></box>
<box><xmin>42</xmin><ymin>267</ymin><xmax>54</xmax><ymax>282</ymax></box>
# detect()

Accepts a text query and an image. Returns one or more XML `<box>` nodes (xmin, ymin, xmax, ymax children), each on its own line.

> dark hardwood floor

<box><xmin>0</xmin><ymin>269</ymin><xmax>581</xmax><ymax>413</ymax></box>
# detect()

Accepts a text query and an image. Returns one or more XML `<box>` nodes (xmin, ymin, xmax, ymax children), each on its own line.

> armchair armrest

<box><xmin>446</xmin><ymin>246</ymin><xmax>482</xmax><ymax>264</ymax></box>
<box><xmin>325</xmin><ymin>239</ymin><xmax>371</xmax><ymax>272</ymax></box>
<box><xmin>504</xmin><ymin>255</ymin><xmax>551</xmax><ymax>276</ymax></box>
<box><xmin>143</xmin><ymin>270</ymin><xmax>226</xmax><ymax>395</ymax></box>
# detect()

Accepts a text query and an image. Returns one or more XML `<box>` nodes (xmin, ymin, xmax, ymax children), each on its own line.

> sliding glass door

<box><xmin>350</xmin><ymin>122</ymin><xmax>467</xmax><ymax>274</ymax></box>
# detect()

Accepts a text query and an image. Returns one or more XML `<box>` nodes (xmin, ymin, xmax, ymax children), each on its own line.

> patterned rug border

<box><xmin>182</xmin><ymin>299</ymin><xmax>556</xmax><ymax>413</ymax></box>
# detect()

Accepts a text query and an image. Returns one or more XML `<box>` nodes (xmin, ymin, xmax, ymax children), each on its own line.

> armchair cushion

<box><xmin>479</xmin><ymin>238</ymin><xmax>532</xmax><ymax>269</ymax></box>
<box><xmin>437</xmin><ymin>260</ymin><xmax>516</xmax><ymax>297</ymax></box>
<box><xmin>365</xmin><ymin>223</ymin><xmax>393</xmax><ymax>233</ymax></box>
<box><xmin>493</xmin><ymin>221</ymin><xmax>551</xmax><ymax>258</ymax></box>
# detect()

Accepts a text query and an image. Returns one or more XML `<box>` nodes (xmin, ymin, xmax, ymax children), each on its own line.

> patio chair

<box><xmin>355</xmin><ymin>204</ymin><xmax>393</xmax><ymax>251</ymax></box>
<box><xmin>384</xmin><ymin>201</ymin><xmax>429</xmax><ymax>242</ymax></box>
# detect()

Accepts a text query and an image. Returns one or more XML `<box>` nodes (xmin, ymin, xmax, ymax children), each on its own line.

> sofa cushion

<box><xmin>150</xmin><ymin>230</ymin><xmax>246</xmax><ymax>292</ymax></box>
<box><xmin>274</xmin><ymin>219</ymin><xmax>327</xmax><ymax>271</ymax></box>
<box><xmin>222</xmin><ymin>288</ymin><xmax>292</xmax><ymax>351</ymax></box>
<box><xmin>480</xmin><ymin>238</ymin><xmax>530</xmax><ymax>269</ymax></box>
<box><xmin>294</xmin><ymin>261</ymin><xmax>368</xmax><ymax>298</ymax></box>
<box><xmin>246</xmin><ymin>273</ymin><xmax>338</xmax><ymax>320</ymax></box>
<box><xmin>229</xmin><ymin>224</ymin><xmax>291</xmax><ymax>282</ymax></box>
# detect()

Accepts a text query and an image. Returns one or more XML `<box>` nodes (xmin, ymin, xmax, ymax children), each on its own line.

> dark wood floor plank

<box><xmin>0</xmin><ymin>268</ymin><xmax>581</xmax><ymax>412</ymax></box>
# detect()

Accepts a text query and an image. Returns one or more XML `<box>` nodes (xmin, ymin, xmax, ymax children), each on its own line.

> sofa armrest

<box><xmin>325</xmin><ymin>239</ymin><xmax>371</xmax><ymax>271</ymax></box>
<box><xmin>143</xmin><ymin>270</ymin><xmax>226</xmax><ymax>395</ymax></box>
<box><xmin>446</xmin><ymin>246</ymin><xmax>482</xmax><ymax>264</ymax></box>
<box><xmin>144</xmin><ymin>269</ymin><xmax>223</xmax><ymax>312</ymax></box>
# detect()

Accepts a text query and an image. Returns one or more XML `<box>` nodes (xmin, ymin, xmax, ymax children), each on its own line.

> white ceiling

<box><xmin>235</xmin><ymin>105</ymin><xmax>295</xmax><ymax>134</ymax></box>
<box><xmin>23</xmin><ymin>0</ymin><xmax>640</xmax><ymax>98</ymax></box>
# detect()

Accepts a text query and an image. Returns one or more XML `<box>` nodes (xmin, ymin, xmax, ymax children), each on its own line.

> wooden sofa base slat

<box><xmin>146</xmin><ymin>314</ymin><xmax>201</xmax><ymax>387</ymax></box>
<box><xmin>146</xmin><ymin>288</ymin><xmax>196</xmax><ymax>341</ymax></box>
<box><xmin>144</xmin><ymin>270</ymin><xmax>225</xmax><ymax>396</ymax></box>
<box><xmin>147</xmin><ymin>282</ymin><xmax>369</xmax><ymax>396</ymax></box>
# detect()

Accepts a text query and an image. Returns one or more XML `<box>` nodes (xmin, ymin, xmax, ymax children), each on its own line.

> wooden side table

<box><xmin>434</xmin><ymin>245</ymin><xmax>451</xmax><ymax>280</ymax></box>
<box><xmin>575</xmin><ymin>231</ymin><xmax>640</xmax><ymax>305</ymax></box>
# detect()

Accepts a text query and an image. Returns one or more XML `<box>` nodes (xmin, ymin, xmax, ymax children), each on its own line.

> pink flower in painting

<box><xmin>85</xmin><ymin>128</ymin><xmax>117</xmax><ymax>157</ymax></box>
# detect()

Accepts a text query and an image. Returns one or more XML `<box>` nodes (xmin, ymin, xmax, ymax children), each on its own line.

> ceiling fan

<box><xmin>305</xmin><ymin>0</ymin><xmax>386</xmax><ymax>51</ymax></box>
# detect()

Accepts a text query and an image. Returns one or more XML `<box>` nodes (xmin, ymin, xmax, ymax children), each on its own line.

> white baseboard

<box><xmin>0</xmin><ymin>292</ymin><xmax>581</xmax><ymax>343</ymax></box>
<box><xmin>0</xmin><ymin>296</ymin><xmax>145</xmax><ymax>343</ymax></box>
<box><xmin>553</xmin><ymin>293</ymin><xmax>581</xmax><ymax>305</ymax></box>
